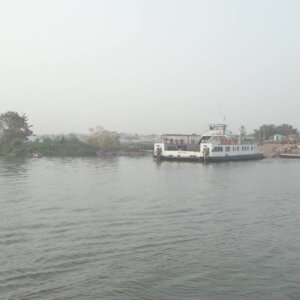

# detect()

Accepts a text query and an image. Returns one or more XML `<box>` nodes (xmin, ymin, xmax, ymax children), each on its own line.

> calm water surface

<box><xmin>0</xmin><ymin>156</ymin><xmax>300</xmax><ymax>300</ymax></box>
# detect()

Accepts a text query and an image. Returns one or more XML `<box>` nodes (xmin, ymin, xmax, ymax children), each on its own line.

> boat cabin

<box><xmin>161</xmin><ymin>134</ymin><xmax>201</xmax><ymax>152</ymax></box>
<box><xmin>208</xmin><ymin>124</ymin><xmax>227</xmax><ymax>135</ymax></box>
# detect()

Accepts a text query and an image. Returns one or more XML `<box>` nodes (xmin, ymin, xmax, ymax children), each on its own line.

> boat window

<box><xmin>225</xmin><ymin>146</ymin><xmax>230</xmax><ymax>152</ymax></box>
<box><xmin>212</xmin><ymin>146</ymin><xmax>223</xmax><ymax>152</ymax></box>
<box><xmin>167</xmin><ymin>146</ymin><xmax>176</xmax><ymax>151</ymax></box>
<box><xmin>201</xmin><ymin>136</ymin><xmax>212</xmax><ymax>143</ymax></box>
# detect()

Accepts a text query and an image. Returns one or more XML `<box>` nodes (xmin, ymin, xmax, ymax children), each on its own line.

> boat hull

<box><xmin>154</xmin><ymin>155</ymin><xmax>201</xmax><ymax>162</ymax></box>
<box><xmin>203</xmin><ymin>153</ymin><xmax>264</xmax><ymax>162</ymax></box>
<box><xmin>154</xmin><ymin>153</ymin><xmax>264</xmax><ymax>162</ymax></box>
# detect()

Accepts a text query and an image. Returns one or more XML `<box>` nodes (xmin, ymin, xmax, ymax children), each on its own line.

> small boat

<box><xmin>154</xmin><ymin>124</ymin><xmax>264</xmax><ymax>162</ymax></box>
<box><xmin>32</xmin><ymin>151</ymin><xmax>43</xmax><ymax>158</ymax></box>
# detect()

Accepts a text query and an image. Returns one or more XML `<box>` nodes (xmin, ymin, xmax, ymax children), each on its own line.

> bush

<box><xmin>11</xmin><ymin>137</ymin><xmax>98</xmax><ymax>157</ymax></box>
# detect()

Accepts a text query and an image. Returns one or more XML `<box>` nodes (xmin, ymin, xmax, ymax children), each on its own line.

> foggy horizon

<box><xmin>1</xmin><ymin>0</ymin><xmax>300</xmax><ymax>135</ymax></box>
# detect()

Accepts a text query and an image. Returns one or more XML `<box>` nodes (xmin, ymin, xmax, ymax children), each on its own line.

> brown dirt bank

<box><xmin>259</xmin><ymin>143</ymin><xmax>300</xmax><ymax>158</ymax></box>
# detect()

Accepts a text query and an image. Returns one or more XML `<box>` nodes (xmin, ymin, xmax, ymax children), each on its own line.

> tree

<box><xmin>86</xmin><ymin>126</ymin><xmax>120</xmax><ymax>151</ymax></box>
<box><xmin>275</xmin><ymin>123</ymin><xmax>298</xmax><ymax>136</ymax></box>
<box><xmin>254</xmin><ymin>123</ymin><xmax>298</xmax><ymax>141</ymax></box>
<box><xmin>0</xmin><ymin>111</ymin><xmax>33</xmax><ymax>143</ymax></box>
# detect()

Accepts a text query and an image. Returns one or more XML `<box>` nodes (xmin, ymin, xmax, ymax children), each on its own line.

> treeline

<box><xmin>253</xmin><ymin>124</ymin><xmax>298</xmax><ymax>141</ymax></box>
<box><xmin>0</xmin><ymin>111</ymin><xmax>152</xmax><ymax>157</ymax></box>
<box><xmin>0</xmin><ymin>111</ymin><xmax>121</xmax><ymax>157</ymax></box>
<box><xmin>13</xmin><ymin>134</ymin><xmax>98</xmax><ymax>157</ymax></box>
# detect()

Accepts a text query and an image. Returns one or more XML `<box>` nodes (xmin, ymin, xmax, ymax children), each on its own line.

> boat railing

<box><xmin>156</xmin><ymin>134</ymin><xmax>202</xmax><ymax>145</ymax></box>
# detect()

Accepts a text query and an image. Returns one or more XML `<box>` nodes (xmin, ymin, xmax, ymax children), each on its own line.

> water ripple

<box><xmin>1</xmin><ymin>157</ymin><xmax>300</xmax><ymax>299</ymax></box>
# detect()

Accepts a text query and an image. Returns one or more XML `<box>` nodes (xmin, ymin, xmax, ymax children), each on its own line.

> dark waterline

<box><xmin>1</xmin><ymin>157</ymin><xmax>300</xmax><ymax>300</ymax></box>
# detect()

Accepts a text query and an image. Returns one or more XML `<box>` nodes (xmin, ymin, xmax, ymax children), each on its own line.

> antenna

<box><xmin>218</xmin><ymin>102</ymin><xmax>226</xmax><ymax>124</ymax></box>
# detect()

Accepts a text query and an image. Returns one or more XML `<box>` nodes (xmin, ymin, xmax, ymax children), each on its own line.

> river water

<box><xmin>0</xmin><ymin>156</ymin><xmax>300</xmax><ymax>300</ymax></box>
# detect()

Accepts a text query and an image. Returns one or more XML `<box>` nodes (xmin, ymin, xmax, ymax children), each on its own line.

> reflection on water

<box><xmin>0</xmin><ymin>157</ymin><xmax>29</xmax><ymax>176</ymax></box>
<box><xmin>1</xmin><ymin>156</ymin><xmax>300</xmax><ymax>300</ymax></box>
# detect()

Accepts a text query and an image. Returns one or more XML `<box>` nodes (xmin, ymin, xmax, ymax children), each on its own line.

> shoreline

<box><xmin>259</xmin><ymin>143</ymin><xmax>300</xmax><ymax>158</ymax></box>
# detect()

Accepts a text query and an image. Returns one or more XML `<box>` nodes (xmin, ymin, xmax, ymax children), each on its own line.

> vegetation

<box><xmin>0</xmin><ymin>111</ymin><xmax>33</xmax><ymax>142</ymax></box>
<box><xmin>0</xmin><ymin>110</ymin><xmax>99</xmax><ymax>157</ymax></box>
<box><xmin>0</xmin><ymin>111</ymin><xmax>33</xmax><ymax>153</ymax></box>
<box><xmin>254</xmin><ymin>124</ymin><xmax>298</xmax><ymax>141</ymax></box>
<box><xmin>120</xmin><ymin>142</ymin><xmax>153</xmax><ymax>152</ymax></box>
<box><xmin>15</xmin><ymin>135</ymin><xmax>97</xmax><ymax>157</ymax></box>
<box><xmin>0</xmin><ymin>134</ymin><xmax>97</xmax><ymax>157</ymax></box>
<box><xmin>86</xmin><ymin>127</ymin><xmax>120</xmax><ymax>152</ymax></box>
<box><xmin>0</xmin><ymin>111</ymin><xmax>32</xmax><ymax>153</ymax></box>
<box><xmin>0</xmin><ymin>111</ymin><xmax>125</xmax><ymax>157</ymax></box>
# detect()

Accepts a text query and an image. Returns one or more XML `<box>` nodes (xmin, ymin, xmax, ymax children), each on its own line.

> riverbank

<box><xmin>0</xmin><ymin>140</ymin><xmax>153</xmax><ymax>158</ymax></box>
<box><xmin>259</xmin><ymin>143</ymin><xmax>300</xmax><ymax>158</ymax></box>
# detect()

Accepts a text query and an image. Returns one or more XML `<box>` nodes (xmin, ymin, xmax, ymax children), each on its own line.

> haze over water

<box><xmin>1</xmin><ymin>156</ymin><xmax>300</xmax><ymax>299</ymax></box>
<box><xmin>1</xmin><ymin>1</ymin><xmax>300</xmax><ymax>134</ymax></box>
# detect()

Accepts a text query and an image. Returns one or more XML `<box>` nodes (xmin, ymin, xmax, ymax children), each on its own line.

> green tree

<box><xmin>254</xmin><ymin>123</ymin><xmax>298</xmax><ymax>141</ymax></box>
<box><xmin>254</xmin><ymin>124</ymin><xmax>276</xmax><ymax>141</ymax></box>
<box><xmin>0</xmin><ymin>111</ymin><xmax>33</xmax><ymax>143</ymax></box>
<box><xmin>87</xmin><ymin>127</ymin><xmax>120</xmax><ymax>151</ymax></box>
<box><xmin>275</xmin><ymin>123</ymin><xmax>298</xmax><ymax>136</ymax></box>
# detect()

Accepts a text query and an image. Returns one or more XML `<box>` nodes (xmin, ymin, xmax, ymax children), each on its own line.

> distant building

<box><xmin>274</xmin><ymin>134</ymin><xmax>284</xmax><ymax>143</ymax></box>
<box><xmin>28</xmin><ymin>135</ymin><xmax>39</xmax><ymax>142</ymax></box>
<box><xmin>119</xmin><ymin>133</ymin><xmax>158</xmax><ymax>143</ymax></box>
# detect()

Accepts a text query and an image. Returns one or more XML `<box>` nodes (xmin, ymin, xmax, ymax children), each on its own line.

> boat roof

<box><xmin>162</xmin><ymin>133</ymin><xmax>201</xmax><ymax>137</ymax></box>
<box><xmin>208</xmin><ymin>123</ymin><xmax>227</xmax><ymax>128</ymax></box>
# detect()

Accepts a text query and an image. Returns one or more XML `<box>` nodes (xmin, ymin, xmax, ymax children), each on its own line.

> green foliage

<box><xmin>254</xmin><ymin>124</ymin><xmax>298</xmax><ymax>141</ymax></box>
<box><xmin>11</xmin><ymin>138</ymin><xmax>23</xmax><ymax>149</ymax></box>
<box><xmin>5</xmin><ymin>134</ymin><xmax>97</xmax><ymax>157</ymax></box>
<box><xmin>275</xmin><ymin>124</ymin><xmax>298</xmax><ymax>136</ymax></box>
<box><xmin>120</xmin><ymin>142</ymin><xmax>153</xmax><ymax>151</ymax></box>
<box><xmin>0</xmin><ymin>111</ymin><xmax>32</xmax><ymax>143</ymax></box>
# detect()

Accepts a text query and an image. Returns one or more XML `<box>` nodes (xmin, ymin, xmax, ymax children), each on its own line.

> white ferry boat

<box><xmin>153</xmin><ymin>124</ymin><xmax>264</xmax><ymax>162</ymax></box>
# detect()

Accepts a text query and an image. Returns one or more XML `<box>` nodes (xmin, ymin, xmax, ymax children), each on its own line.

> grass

<box><xmin>120</xmin><ymin>142</ymin><xmax>153</xmax><ymax>151</ymax></box>
<box><xmin>0</xmin><ymin>138</ymin><xmax>154</xmax><ymax>158</ymax></box>
<box><xmin>1</xmin><ymin>139</ymin><xmax>98</xmax><ymax>157</ymax></box>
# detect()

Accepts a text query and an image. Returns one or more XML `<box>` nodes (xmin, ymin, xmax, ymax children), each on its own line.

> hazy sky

<box><xmin>1</xmin><ymin>0</ymin><xmax>300</xmax><ymax>135</ymax></box>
